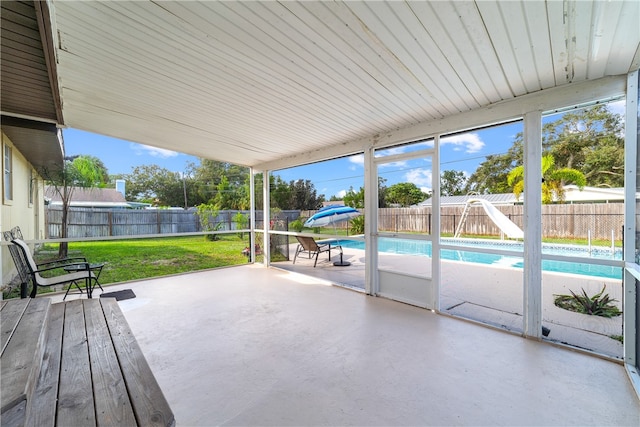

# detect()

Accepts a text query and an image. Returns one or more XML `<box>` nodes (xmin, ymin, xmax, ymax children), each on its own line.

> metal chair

<box><xmin>2</xmin><ymin>228</ymin><xmax>30</xmax><ymax>298</ymax></box>
<box><xmin>292</xmin><ymin>236</ymin><xmax>334</xmax><ymax>267</ymax></box>
<box><xmin>11</xmin><ymin>239</ymin><xmax>97</xmax><ymax>299</ymax></box>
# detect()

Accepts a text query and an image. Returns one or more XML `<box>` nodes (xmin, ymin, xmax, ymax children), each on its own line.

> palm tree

<box><xmin>507</xmin><ymin>154</ymin><xmax>586</xmax><ymax>204</ymax></box>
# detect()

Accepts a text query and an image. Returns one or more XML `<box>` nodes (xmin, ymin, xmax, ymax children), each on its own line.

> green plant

<box><xmin>290</xmin><ymin>218</ymin><xmax>305</xmax><ymax>232</ymax></box>
<box><xmin>553</xmin><ymin>285</ymin><xmax>622</xmax><ymax>318</ymax></box>
<box><xmin>233</xmin><ymin>212</ymin><xmax>249</xmax><ymax>240</ymax></box>
<box><xmin>196</xmin><ymin>203</ymin><xmax>221</xmax><ymax>240</ymax></box>
<box><xmin>610</xmin><ymin>334</ymin><xmax>623</xmax><ymax>343</ymax></box>
<box><xmin>350</xmin><ymin>215</ymin><xmax>364</xmax><ymax>234</ymax></box>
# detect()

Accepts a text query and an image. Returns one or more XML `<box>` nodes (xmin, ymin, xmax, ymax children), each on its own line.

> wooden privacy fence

<box><xmin>381</xmin><ymin>204</ymin><xmax>624</xmax><ymax>240</ymax></box>
<box><xmin>303</xmin><ymin>204</ymin><xmax>624</xmax><ymax>241</ymax></box>
<box><xmin>47</xmin><ymin>205</ymin><xmax>624</xmax><ymax>241</ymax></box>
<box><xmin>45</xmin><ymin>207</ymin><xmax>299</xmax><ymax>238</ymax></box>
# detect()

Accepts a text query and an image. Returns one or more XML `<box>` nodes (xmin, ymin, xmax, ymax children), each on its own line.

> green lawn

<box><xmin>33</xmin><ymin>235</ymin><xmax>253</xmax><ymax>290</ymax></box>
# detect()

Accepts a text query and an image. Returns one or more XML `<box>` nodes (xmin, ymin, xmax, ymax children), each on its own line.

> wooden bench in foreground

<box><xmin>1</xmin><ymin>297</ymin><xmax>174</xmax><ymax>426</ymax></box>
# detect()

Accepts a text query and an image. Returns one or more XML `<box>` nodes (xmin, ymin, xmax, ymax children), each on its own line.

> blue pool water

<box><xmin>335</xmin><ymin>238</ymin><xmax>623</xmax><ymax>279</ymax></box>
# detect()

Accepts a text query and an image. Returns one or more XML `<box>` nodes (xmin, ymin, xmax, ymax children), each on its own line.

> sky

<box><xmin>63</xmin><ymin>100</ymin><xmax>624</xmax><ymax>201</ymax></box>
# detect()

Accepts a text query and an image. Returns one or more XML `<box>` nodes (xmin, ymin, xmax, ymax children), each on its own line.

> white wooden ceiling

<box><xmin>50</xmin><ymin>1</ymin><xmax>640</xmax><ymax>169</ymax></box>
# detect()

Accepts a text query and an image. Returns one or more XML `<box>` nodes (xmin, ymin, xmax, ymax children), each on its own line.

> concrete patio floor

<box><xmin>48</xmin><ymin>265</ymin><xmax>639</xmax><ymax>426</ymax></box>
<box><xmin>274</xmin><ymin>247</ymin><xmax>624</xmax><ymax>358</ymax></box>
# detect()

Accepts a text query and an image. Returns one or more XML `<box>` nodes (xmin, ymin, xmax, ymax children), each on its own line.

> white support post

<box><xmin>624</xmin><ymin>69</ymin><xmax>638</xmax><ymax>369</ymax></box>
<box><xmin>249</xmin><ymin>167</ymin><xmax>256</xmax><ymax>262</ymax></box>
<box><xmin>262</xmin><ymin>170</ymin><xmax>270</xmax><ymax>266</ymax></box>
<box><xmin>364</xmin><ymin>145</ymin><xmax>378</xmax><ymax>295</ymax></box>
<box><xmin>432</xmin><ymin>135</ymin><xmax>441</xmax><ymax>311</ymax></box>
<box><xmin>523</xmin><ymin>111</ymin><xmax>542</xmax><ymax>338</ymax></box>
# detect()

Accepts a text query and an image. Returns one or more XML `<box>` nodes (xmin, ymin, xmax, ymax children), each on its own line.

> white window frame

<box><xmin>3</xmin><ymin>143</ymin><xmax>13</xmax><ymax>203</ymax></box>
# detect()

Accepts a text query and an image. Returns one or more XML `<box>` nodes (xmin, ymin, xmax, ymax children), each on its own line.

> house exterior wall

<box><xmin>1</xmin><ymin>131</ymin><xmax>46</xmax><ymax>291</ymax></box>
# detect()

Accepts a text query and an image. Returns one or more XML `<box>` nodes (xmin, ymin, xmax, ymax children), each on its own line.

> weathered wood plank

<box><xmin>0</xmin><ymin>298</ymin><xmax>51</xmax><ymax>413</ymax></box>
<box><xmin>1</xmin><ymin>399</ymin><xmax>26</xmax><ymax>427</ymax></box>
<box><xmin>0</xmin><ymin>298</ymin><xmax>50</xmax><ymax>417</ymax></box>
<box><xmin>101</xmin><ymin>298</ymin><xmax>175</xmax><ymax>427</ymax></box>
<box><xmin>0</xmin><ymin>299</ymin><xmax>29</xmax><ymax>355</ymax></box>
<box><xmin>84</xmin><ymin>299</ymin><xmax>137</xmax><ymax>426</ymax></box>
<box><xmin>57</xmin><ymin>300</ymin><xmax>96</xmax><ymax>427</ymax></box>
<box><xmin>24</xmin><ymin>303</ymin><xmax>64</xmax><ymax>427</ymax></box>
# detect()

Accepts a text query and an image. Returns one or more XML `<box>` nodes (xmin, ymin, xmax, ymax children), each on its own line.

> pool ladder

<box><xmin>454</xmin><ymin>203</ymin><xmax>472</xmax><ymax>238</ymax></box>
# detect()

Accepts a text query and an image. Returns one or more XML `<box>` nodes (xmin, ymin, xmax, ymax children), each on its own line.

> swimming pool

<box><xmin>335</xmin><ymin>237</ymin><xmax>623</xmax><ymax>279</ymax></box>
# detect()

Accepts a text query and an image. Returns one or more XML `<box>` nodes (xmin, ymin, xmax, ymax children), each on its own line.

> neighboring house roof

<box><xmin>45</xmin><ymin>186</ymin><xmax>131</xmax><ymax>209</ymax></box>
<box><xmin>419</xmin><ymin>193</ymin><xmax>518</xmax><ymax>207</ymax></box>
<box><xmin>417</xmin><ymin>186</ymin><xmax>632</xmax><ymax>207</ymax></box>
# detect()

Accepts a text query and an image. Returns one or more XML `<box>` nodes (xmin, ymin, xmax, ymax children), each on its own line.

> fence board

<box><xmin>46</xmin><ymin>205</ymin><xmax>623</xmax><ymax>241</ymax></box>
<box><xmin>46</xmin><ymin>208</ymin><xmax>299</xmax><ymax>239</ymax></box>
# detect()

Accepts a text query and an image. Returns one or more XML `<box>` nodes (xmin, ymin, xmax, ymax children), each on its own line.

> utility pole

<box><xmin>183</xmin><ymin>173</ymin><xmax>188</xmax><ymax>209</ymax></box>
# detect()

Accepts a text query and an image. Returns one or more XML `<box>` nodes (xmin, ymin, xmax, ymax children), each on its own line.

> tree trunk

<box><xmin>58</xmin><ymin>191</ymin><xmax>69</xmax><ymax>259</ymax></box>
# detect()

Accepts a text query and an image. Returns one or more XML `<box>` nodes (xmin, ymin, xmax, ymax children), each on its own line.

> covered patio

<box><xmin>49</xmin><ymin>267</ymin><xmax>639</xmax><ymax>426</ymax></box>
<box><xmin>2</xmin><ymin>0</ymin><xmax>640</xmax><ymax>422</ymax></box>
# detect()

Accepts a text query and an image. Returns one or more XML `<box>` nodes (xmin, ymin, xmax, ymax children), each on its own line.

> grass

<box><xmin>33</xmin><ymin>235</ymin><xmax>252</xmax><ymax>291</ymax></box>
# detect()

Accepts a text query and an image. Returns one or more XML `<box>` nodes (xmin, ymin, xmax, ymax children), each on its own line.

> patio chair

<box><xmin>11</xmin><ymin>239</ymin><xmax>97</xmax><ymax>299</ymax></box>
<box><xmin>292</xmin><ymin>236</ymin><xmax>334</xmax><ymax>267</ymax></box>
<box><xmin>3</xmin><ymin>228</ymin><xmax>30</xmax><ymax>298</ymax></box>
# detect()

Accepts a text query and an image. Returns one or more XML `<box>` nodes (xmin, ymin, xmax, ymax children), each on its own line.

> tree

<box><xmin>212</xmin><ymin>175</ymin><xmax>234</xmax><ymax>209</ymax></box>
<box><xmin>341</xmin><ymin>177</ymin><xmax>386</xmax><ymax>208</ymax></box>
<box><xmin>544</xmin><ymin>105</ymin><xmax>624</xmax><ymax>184</ymax></box>
<box><xmin>441</xmin><ymin>170</ymin><xmax>468</xmax><ymax>196</ymax></box>
<box><xmin>465</xmin><ymin>138</ymin><xmax>523</xmax><ymax>194</ymax></box>
<box><xmin>466</xmin><ymin>105</ymin><xmax>624</xmax><ymax>193</ymax></box>
<box><xmin>65</xmin><ymin>154</ymin><xmax>109</xmax><ymax>184</ymax></box>
<box><xmin>124</xmin><ymin>165</ymin><xmax>192</xmax><ymax>206</ymax></box>
<box><xmin>289</xmin><ymin>179</ymin><xmax>324</xmax><ymax>210</ymax></box>
<box><xmin>192</xmin><ymin>159</ymin><xmax>248</xmax><ymax>203</ymax></box>
<box><xmin>40</xmin><ymin>156</ymin><xmax>106</xmax><ymax>258</ymax></box>
<box><xmin>507</xmin><ymin>154</ymin><xmax>586</xmax><ymax>203</ymax></box>
<box><xmin>386</xmin><ymin>182</ymin><xmax>428</xmax><ymax>207</ymax></box>
<box><xmin>270</xmin><ymin>175</ymin><xmax>292</xmax><ymax>209</ymax></box>
<box><xmin>343</xmin><ymin>186</ymin><xmax>364</xmax><ymax>208</ymax></box>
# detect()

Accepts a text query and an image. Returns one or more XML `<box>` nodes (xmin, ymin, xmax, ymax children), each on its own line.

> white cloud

<box><xmin>349</xmin><ymin>154</ymin><xmax>364</xmax><ymax>166</ymax></box>
<box><xmin>440</xmin><ymin>133</ymin><xmax>484</xmax><ymax>153</ymax></box>
<box><xmin>607</xmin><ymin>100</ymin><xmax>625</xmax><ymax>116</ymax></box>
<box><xmin>380</xmin><ymin>160</ymin><xmax>408</xmax><ymax>168</ymax></box>
<box><xmin>405</xmin><ymin>168</ymin><xmax>432</xmax><ymax>188</ymax></box>
<box><xmin>132</xmin><ymin>143</ymin><xmax>179</xmax><ymax>158</ymax></box>
<box><xmin>336</xmin><ymin>189</ymin><xmax>347</xmax><ymax>198</ymax></box>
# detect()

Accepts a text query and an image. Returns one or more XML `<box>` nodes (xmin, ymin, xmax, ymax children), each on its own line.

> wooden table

<box><xmin>1</xmin><ymin>298</ymin><xmax>174</xmax><ymax>426</ymax></box>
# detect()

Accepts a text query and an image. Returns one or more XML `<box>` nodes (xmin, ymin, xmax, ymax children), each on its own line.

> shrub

<box><xmin>350</xmin><ymin>216</ymin><xmax>364</xmax><ymax>234</ymax></box>
<box><xmin>553</xmin><ymin>285</ymin><xmax>622</xmax><ymax>318</ymax></box>
<box><xmin>290</xmin><ymin>218</ymin><xmax>305</xmax><ymax>232</ymax></box>
<box><xmin>196</xmin><ymin>203</ymin><xmax>221</xmax><ymax>241</ymax></box>
<box><xmin>234</xmin><ymin>212</ymin><xmax>249</xmax><ymax>240</ymax></box>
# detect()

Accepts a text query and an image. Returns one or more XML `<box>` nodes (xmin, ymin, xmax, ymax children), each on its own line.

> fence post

<box><xmin>108</xmin><ymin>211</ymin><xmax>113</xmax><ymax>236</ymax></box>
<box><xmin>157</xmin><ymin>211</ymin><xmax>161</xmax><ymax>234</ymax></box>
<box><xmin>452</xmin><ymin>214</ymin><xmax>456</xmax><ymax>237</ymax></box>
